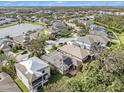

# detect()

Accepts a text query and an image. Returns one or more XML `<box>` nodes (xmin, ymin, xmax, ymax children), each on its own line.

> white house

<box><xmin>68</xmin><ymin>35</ymin><xmax>110</xmax><ymax>50</ymax></box>
<box><xmin>14</xmin><ymin>56</ymin><xmax>50</xmax><ymax>91</ymax></box>
<box><xmin>79</xmin><ymin>35</ymin><xmax>110</xmax><ymax>49</ymax></box>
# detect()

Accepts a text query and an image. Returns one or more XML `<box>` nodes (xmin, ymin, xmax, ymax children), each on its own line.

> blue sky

<box><xmin>0</xmin><ymin>1</ymin><xmax>124</xmax><ymax>6</ymax></box>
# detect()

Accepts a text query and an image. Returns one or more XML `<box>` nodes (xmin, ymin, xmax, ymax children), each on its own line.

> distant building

<box><xmin>0</xmin><ymin>72</ymin><xmax>21</xmax><ymax>92</ymax></box>
<box><xmin>0</xmin><ymin>37</ymin><xmax>15</xmax><ymax>52</ymax></box>
<box><xmin>89</xmin><ymin>24</ymin><xmax>108</xmax><ymax>36</ymax></box>
<box><xmin>50</xmin><ymin>20</ymin><xmax>66</xmax><ymax>34</ymax></box>
<box><xmin>0</xmin><ymin>18</ymin><xmax>18</xmax><ymax>25</ymax></box>
<box><xmin>15</xmin><ymin>56</ymin><xmax>50</xmax><ymax>91</ymax></box>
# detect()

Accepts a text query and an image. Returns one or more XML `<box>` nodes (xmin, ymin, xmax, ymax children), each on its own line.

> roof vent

<box><xmin>0</xmin><ymin>77</ymin><xmax>2</xmax><ymax>81</ymax></box>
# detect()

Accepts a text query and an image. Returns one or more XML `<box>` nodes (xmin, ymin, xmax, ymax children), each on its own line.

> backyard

<box><xmin>38</xmin><ymin>68</ymin><xmax>83</xmax><ymax>92</ymax></box>
<box><xmin>119</xmin><ymin>32</ymin><xmax>124</xmax><ymax>45</ymax></box>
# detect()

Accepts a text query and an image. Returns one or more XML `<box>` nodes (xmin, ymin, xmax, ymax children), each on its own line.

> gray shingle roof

<box><xmin>77</xmin><ymin>35</ymin><xmax>110</xmax><ymax>45</ymax></box>
<box><xmin>0</xmin><ymin>72</ymin><xmax>21</xmax><ymax>92</ymax></box>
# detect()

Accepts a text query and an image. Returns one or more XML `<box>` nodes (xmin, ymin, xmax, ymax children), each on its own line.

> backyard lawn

<box><xmin>38</xmin><ymin>69</ymin><xmax>83</xmax><ymax>92</ymax></box>
<box><xmin>119</xmin><ymin>32</ymin><xmax>124</xmax><ymax>45</ymax></box>
<box><xmin>15</xmin><ymin>78</ymin><xmax>29</xmax><ymax>92</ymax></box>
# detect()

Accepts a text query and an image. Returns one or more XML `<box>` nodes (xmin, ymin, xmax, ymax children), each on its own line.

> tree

<box><xmin>78</xmin><ymin>29</ymin><xmax>89</xmax><ymax>36</ymax></box>
<box><xmin>68</xmin><ymin>47</ymin><xmax>124</xmax><ymax>92</ymax></box>
<box><xmin>51</xmin><ymin>44</ymin><xmax>57</xmax><ymax>50</ymax></box>
<box><xmin>28</xmin><ymin>37</ymin><xmax>46</xmax><ymax>58</ymax></box>
<box><xmin>0</xmin><ymin>50</ymin><xmax>6</xmax><ymax>63</ymax></box>
<box><xmin>59</xmin><ymin>30</ymin><xmax>72</xmax><ymax>38</ymax></box>
<box><xmin>0</xmin><ymin>53</ymin><xmax>17</xmax><ymax>79</ymax></box>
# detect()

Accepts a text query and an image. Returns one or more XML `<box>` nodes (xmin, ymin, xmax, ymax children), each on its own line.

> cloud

<box><xmin>0</xmin><ymin>1</ymin><xmax>124</xmax><ymax>6</ymax></box>
<box><xmin>47</xmin><ymin>1</ymin><xmax>64</xmax><ymax>6</ymax></box>
<box><xmin>47</xmin><ymin>2</ymin><xmax>54</xmax><ymax>6</ymax></box>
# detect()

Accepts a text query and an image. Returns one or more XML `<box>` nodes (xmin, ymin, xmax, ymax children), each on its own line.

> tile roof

<box><xmin>58</xmin><ymin>45</ymin><xmax>90</xmax><ymax>60</ymax></box>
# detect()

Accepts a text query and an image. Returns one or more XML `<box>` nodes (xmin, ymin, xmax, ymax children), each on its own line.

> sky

<box><xmin>0</xmin><ymin>1</ymin><xmax>124</xmax><ymax>6</ymax></box>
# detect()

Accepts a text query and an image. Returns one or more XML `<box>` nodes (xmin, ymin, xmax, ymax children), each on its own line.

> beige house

<box><xmin>42</xmin><ymin>45</ymin><xmax>90</xmax><ymax>75</ymax></box>
<box><xmin>15</xmin><ymin>56</ymin><xmax>50</xmax><ymax>91</ymax></box>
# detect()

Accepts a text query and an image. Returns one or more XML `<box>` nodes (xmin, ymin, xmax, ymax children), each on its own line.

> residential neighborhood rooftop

<box><xmin>57</xmin><ymin>45</ymin><xmax>90</xmax><ymax>60</ymax></box>
<box><xmin>0</xmin><ymin>72</ymin><xmax>21</xmax><ymax>92</ymax></box>
<box><xmin>15</xmin><ymin>56</ymin><xmax>49</xmax><ymax>82</ymax></box>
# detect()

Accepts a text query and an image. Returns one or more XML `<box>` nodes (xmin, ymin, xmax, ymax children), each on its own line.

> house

<box><xmin>0</xmin><ymin>72</ymin><xmax>21</xmax><ymax>92</ymax></box>
<box><xmin>14</xmin><ymin>56</ymin><xmax>50</xmax><ymax>91</ymax></box>
<box><xmin>0</xmin><ymin>37</ymin><xmax>15</xmax><ymax>52</ymax></box>
<box><xmin>49</xmin><ymin>20</ymin><xmax>66</xmax><ymax>34</ymax></box>
<box><xmin>39</xmin><ymin>18</ymin><xmax>49</xmax><ymax>24</ymax></box>
<box><xmin>71</xmin><ymin>35</ymin><xmax>111</xmax><ymax>50</ymax></box>
<box><xmin>15</xmin><ymin>50</ymin><xmax>31</xmax><ymax>62</ymax></box>
<box><xmin>0</xmin><ymin>18</ymin><xmax>18</xmax><ymax>25</ymax></box>
<box><xmin>89</xmin><ymin>24</ymin><xmax>108</xmax><ymax>36</ymax></box>
<box><xmin>42</xmin><ymin>51</ymin><xmax>75</xmax><ymax>75</ymax></box>
<box><xmin>42</xmin><ymin>45</ymin><xmax>90</xmax><ymax>75</ymax></box>
<box><xmin>13</xmin><ymin>33</ymin><xmax>31</xmax><ymax>46</ymax></box>
<box><xmin>57</xmin><ymin>45</ymin><xmax>91</xmax><ymax>62</ymax></box>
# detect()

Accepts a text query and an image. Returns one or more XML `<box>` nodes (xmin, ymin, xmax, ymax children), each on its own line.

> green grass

<box><xmin>40</xmin><ymin>71</ymin><xmax>71</xmax><ymax>92</ymax></box>
<box><xmin>0</xmin><ymin>64</ymin><xmax>3</xmax><ymax>72</ymax></box>
<box><xmin>0</xmin><ymin>22</ymin><xmax>18</xmax><ymax>28</ymax></box>
<box><xmin>38</xmin><ymin>68</ymin><xmax>84</xmax><ymax>92</ymax></box>
<box><xmin>119</xmin><ymin>32</ymin><xmax>124</xmax><ymax>45</ymax></box>
<box><xmin>15</xmin><ymin>78</ymin><xmax>29</xmax><ymax>92</ymax></box>
<box><xmin>107</xmin><ymin>44</ymin><xmax>118</xmax><ymax>50</ymax></box>
<box><xmin>23</xmin><ymin>20</ymin><xmax>47</xmax><ymax>26</ymax></box>
<box><xmin>94</xmin><ymin>21</ymin><xmax>121</xmax><ymax>33</ymax></box>
<box><xmin>23</xmin><ymin>20</ymin><xmax>39</xmax><ymax>25</ymax></box>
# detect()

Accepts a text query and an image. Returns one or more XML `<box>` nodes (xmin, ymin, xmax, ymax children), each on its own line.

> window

<box><xmin>43</xmin><ymin>73</ymin><xmax>48</xmax><ymax>81</ymax></box>
<box><xmin>42</xmin><ymin>70</ymin><xmax>45</xmax><ymax>73</ymax></box>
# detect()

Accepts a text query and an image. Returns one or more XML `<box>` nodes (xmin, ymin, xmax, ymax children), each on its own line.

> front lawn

<box><xmin>15</xmin><ymin>78</ymin><xmax>29</xmax><ymax>92</ymax></box>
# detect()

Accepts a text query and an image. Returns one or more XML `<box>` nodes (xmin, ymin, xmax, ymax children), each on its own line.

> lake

<box><xmin>0</xmin><ymin>23</ymin><xmax>42</xmax><ymax>38</ymax></box>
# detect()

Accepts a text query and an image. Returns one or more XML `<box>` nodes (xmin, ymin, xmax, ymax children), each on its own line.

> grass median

<box><xmin>15</xmin><ymin>78</ymin><xmax>29</xmax><ymax>92</ymax></box>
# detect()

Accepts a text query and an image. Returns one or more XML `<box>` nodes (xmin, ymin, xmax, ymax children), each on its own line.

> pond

<box><xmin>0</xmin><ymin>23</ymin><xmax>42</xmax><ymax>38</ymax></box>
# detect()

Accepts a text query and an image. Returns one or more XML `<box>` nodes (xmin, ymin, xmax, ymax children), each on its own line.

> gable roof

<box><xmin>77</xmin><ymin>36</ymin><xmax>95</xmax><ymax>45</ymax></box>
<box><xmin>77</xmin><ymin>35</ymin><xmax>110</xmax><ymax>45</ymax></box>
<box><xmin>57</xmin><ymin>45</ymin><xmax>90</xmax><ymax>60</ymax></box>
<box><xmin>42</xmin><ymin>51</ymin><xmax>72</xmax><ymax>73</ymax></box>
<box><xmin>15</xmin><ymin>56</ymin><xmax>49</xmax><ymax>82</ymax></box>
